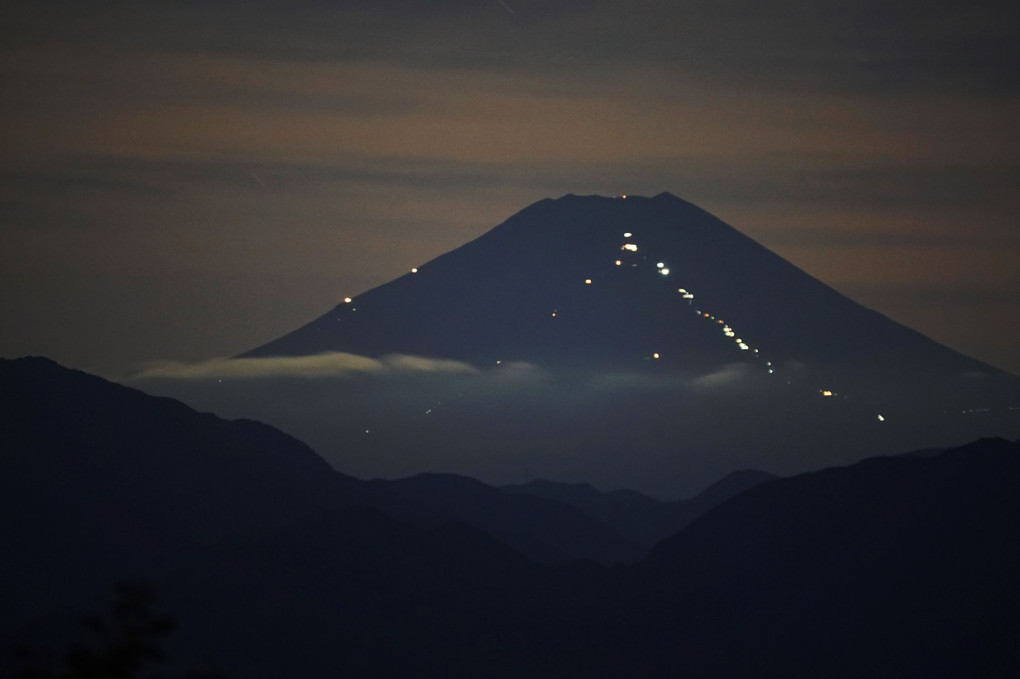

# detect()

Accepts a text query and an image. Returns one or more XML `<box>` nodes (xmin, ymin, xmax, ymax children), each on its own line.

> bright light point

<box><xmin>704</xmin><ymin>313</ymin><xmax>710</xmax><ymax>317</ymax></box>
<box><xmin>821</xmin><ymin>390</ymin><xmax>833</xmax><ymax>397</ymax></box>
<box><xmin>410</xmin><ymin>268</ymin><xmax>418</xmax><ymax>273</ymax></box>
<box><xmin>725</xmin><ymin>331</ymin><xmax>735</xmax><ymax>337</ymax></box>
<box><xmin>584</xmin><ymin>278</ymin><xmax>592</xmax><ymax>285</ymax></box>
<box><xmin>624</xmin><ymin>232</ymin><xmax>632</xmax><ymax>238</ymax></box>
<box><xmin>653</xmin><ymin>353</ymin><xmax>660</xmax><ymax>359</ymax></box>
<box><xmin>622</xmin><ymin>243</ymin><xmax>638</xmax><ymax>252</ymax></box>
<box><xmin>766</xmin><ymin>361</ymin><xmax>772</xmax><ymax>366</ymax></box>
<box><xmin>678</xmin><ymin>288</ymin><xmax>687</xmax><ymax>294</ymax></box>
<box><xmin>622</xmin><ymin>195</ymin><xmax>627</xmax><ymax>199</ymax></box>
<box><xmin>683</xmin><ymin>293</ymin><xmax>694</xmax><ymax>299</ymax></box>
<box><xmin>768</xmin><ymin>369</ymin><xmax>774</xmax><ymax>374</ymax></box>
<box><xmin>496</xmin><ymin>360</ymin><xmax>502</xmax><ymax>365</ymax></box>
<box><xmin>877</xmin><ymin>414</ymin><xmax>885</xmax><ymax>421</ymax></box>
<box><xmin>739</xmin><ymin>343</ymin><xmax>749</xmax><ymax>350</ymax></box>
<box><xmin>660</xmin><ymin>268</ymin><xmax>670</xmax><ymax>276</ymax></box>
<box><xmin>615</xmin><ymin>260</ymin><xmax>622</xmax><ymax>266</ymax></box>
<box><xmin>344</xmin><ymin>297</ymin><xmax>353</xmax><ymax>303</ymax></box>
<box><xmin>657</xmin><ymin>262</ymin><xmax>665</xmax><ymax>268</ymax></box>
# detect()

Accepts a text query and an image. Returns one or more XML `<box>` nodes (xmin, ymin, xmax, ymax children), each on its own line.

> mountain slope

<box><xmin>631</xmin><ymin>437</ymin><xmax>1020</xmax><ymax>677</ymax></box>
<box><xmin>0</xmin><ymin>356</ymin><xmax>364</xmax><ymax>636</ymax></box>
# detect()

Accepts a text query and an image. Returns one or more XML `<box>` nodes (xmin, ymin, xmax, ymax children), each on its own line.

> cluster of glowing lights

<box><xmin>337</xmin><ymin>218</ymin><xmax>886</xmax><ymax>430</ymax></box>
<box><xmin>614</xmin><ymin>230</ymin><xmax>777</xmax><ymax>375</ymax></box>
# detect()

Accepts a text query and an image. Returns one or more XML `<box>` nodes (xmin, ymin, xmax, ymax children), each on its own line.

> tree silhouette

<box><xmin>6</xmin><ymin>582</ymin><xmax>222</xmax><ymax>679</ymax></box>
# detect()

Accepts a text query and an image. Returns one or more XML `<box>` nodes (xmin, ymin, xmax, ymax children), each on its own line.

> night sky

<box><xmin>2</xmin><ymin>1</ymin><xmax>1017</xmax><ymax>378</ymax></box>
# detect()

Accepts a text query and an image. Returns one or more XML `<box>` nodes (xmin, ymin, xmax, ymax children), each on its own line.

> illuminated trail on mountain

<box><xmin>334</xmin><ymin>214</ymin><xmax>868</xmax><ymax>417</ymax></box>
<box><xmin>608</xmin><ymin>228</ymin><xmax>857</xmax><ymax>408</ymax></box>
<box><xmin>612</xmin><ymin>230</ymin><xmax>773</xmax><ymax>369</ymax></box>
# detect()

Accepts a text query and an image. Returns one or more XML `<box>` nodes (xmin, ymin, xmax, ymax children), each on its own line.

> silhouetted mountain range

<box><xmin>3</xmin><ymin>357</ymin><xmax>1018</xmax><ymax>677</ymax></box>
<box><xmin>500</xmin><ymin>469</ymin><xmax>775</xmax><ymax>549</ymax></box>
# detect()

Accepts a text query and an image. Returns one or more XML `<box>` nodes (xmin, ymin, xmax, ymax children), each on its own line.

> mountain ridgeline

<box><xmin>2</xmin><ymin>357</ymin><xmax>1019</xmax><ymax>677</ymax></box>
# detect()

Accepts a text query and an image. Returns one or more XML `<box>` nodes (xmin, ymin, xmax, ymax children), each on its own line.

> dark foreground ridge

<box><xmin>4</xmin><ymin>357</ymin><xmax>1019</xmax><ymax>677</ymax></box>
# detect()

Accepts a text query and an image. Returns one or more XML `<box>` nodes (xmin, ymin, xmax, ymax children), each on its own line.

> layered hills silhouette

<box><xmin>136</xmin><ymin>192</ymin><xmax>1018</xmax><ymax>497</ymax></box>
<box><xmin>3</xmin><ymin>357</ymin><xmax>1018</xmax><ymax>677</ymax></box>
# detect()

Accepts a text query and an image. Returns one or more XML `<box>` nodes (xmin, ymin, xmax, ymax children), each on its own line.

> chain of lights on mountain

<box><xmin>603</xmin><ymin>226</ymin><xmax>875</xmax><ymax>414</ymax></box>
<box><xmin>336</xmin><ymin>206</ymin><xmax>885</xmax><ymax>426</ymax></box>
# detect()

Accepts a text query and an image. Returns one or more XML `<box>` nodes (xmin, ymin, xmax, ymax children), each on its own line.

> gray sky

<box><xmin>2</xmin><ymin>0</ymin><xmax>1018</xmax><ymax>378</ymax></box>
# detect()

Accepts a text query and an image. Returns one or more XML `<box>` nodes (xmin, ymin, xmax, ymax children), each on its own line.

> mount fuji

<box><xmin>246</xmin><ymin>193</ymin><xmax>994</xmax><ymax>377</ymax></box>
<box><xmin>142</xmin><ymin>193</ymin><xmax>1018</xmax><ymax>497</ymax></box>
